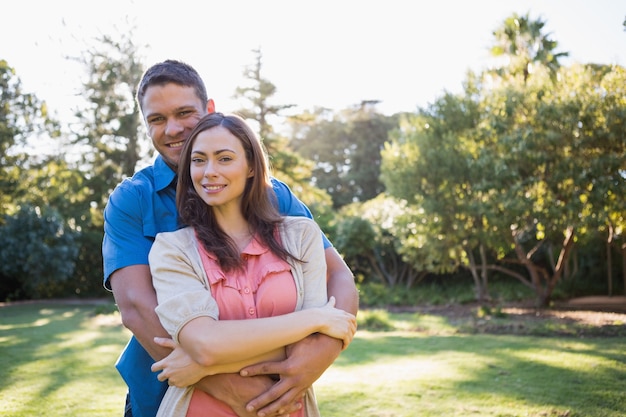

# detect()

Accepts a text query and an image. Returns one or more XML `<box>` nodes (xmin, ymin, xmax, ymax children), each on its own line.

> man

<box><xmin>102</xmin><ymin>59</ymin><xmax>359</xmax><ymax>417</ymax></box>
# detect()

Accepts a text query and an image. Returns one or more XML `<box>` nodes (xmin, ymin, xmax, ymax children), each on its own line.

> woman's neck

<box><xmin>213</xmin><ymin>207</ymin><xmax>252</xmax><ymax>252</ymax></box>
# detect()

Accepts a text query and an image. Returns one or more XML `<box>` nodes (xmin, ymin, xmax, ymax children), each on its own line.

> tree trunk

<box><xmin>607</xmin><ymin>224</ymin><xmax>614</xmax><ymax>296</ymax></box>
<box><xmin>466</xmin><ymin>246</ymin><xmax>488</xmax><ymax>302</ymax></box>
<box><xmin>512</xmin><ymin>226</ymin><xmax>575</xmax><ymax>308</ymax></box>
<box><xmin>512</xmin><ymin>230</ymin><xmax>543</xmax><ymax>305</ymax></box>
<box><xmin>622</xmin><ymin>243</ymin><xmax>626</xmax><ymax>296</ymax></box>
<box><xmin>542</xmin><ymin>226</ymin><xmax>576</xmax><ymax>307</ymax></box>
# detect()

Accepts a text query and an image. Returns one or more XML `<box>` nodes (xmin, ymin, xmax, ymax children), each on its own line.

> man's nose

<box><xmin>165</xmin><ymin>119</ymin><xmax>184</xmax><ymax>137</ymax></box>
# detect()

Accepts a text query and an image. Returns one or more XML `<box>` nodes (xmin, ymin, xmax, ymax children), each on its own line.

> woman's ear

<box><xmin>247</xmin><ymin>168</ymin><xmax>254</xmax><ymax>178</ymax></box>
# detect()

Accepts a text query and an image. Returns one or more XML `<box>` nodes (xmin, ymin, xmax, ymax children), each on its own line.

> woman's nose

<box><xmin>203</xmin><ymin>161</ymin><xmax>217</xmax><ymax>176</ymax></box>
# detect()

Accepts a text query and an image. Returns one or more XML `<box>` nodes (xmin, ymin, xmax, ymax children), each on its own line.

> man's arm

<box><xmin>325</xmin><ymin>247</ymin><xmax>359</xmax><ymax>315</ymax></box>
<box><xmin>110</xmin><ymin>265</ymin><xmax>172</xmax><ymax>360</ymax></box>
<box><xmin>240</xmin><ymin>246</ymin><xmax>359</xmax><ymax>416</ymax></box>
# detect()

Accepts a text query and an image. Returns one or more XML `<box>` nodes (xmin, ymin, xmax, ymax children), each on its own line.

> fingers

<box><xmin>240</xmin><ymin>360</ymin><xmax>285</xmax><ymax>378</ymax></box>
<box><xmin>246</xmin><ymin>384</ymin><xmax>305</xmax><ymax>417</ymax></box>
<box><xmin>151</xmin><ymin>359</ymin><xmax>170</xmax><ymax>383</ymax></box>
<box><xmin>345</xmin><ymin>316</ymin><xmax>357</xmax><ymax>349</ymax></box>
<box><xmin>342</xmin><ymin>330</ymin><xmax>355</xmax><ymax>350</ymax></box>
<box><xmin>261</xmin><ymin>397</ymin><xmax>302</xmax><ymax>417</ymax></box>
<box><xmin>243</xmin><ymin>379</ymin><xmax>289</xmax><ymax>413</ymax></box>
<box><xmin>151</xmin><ymin>359</ymin><xmax>164</xmax><ymax>373</ymax></box>
<box><xmin>154</xmin><ymin>337</ymin><xmax>177</xmax><ymax>349</ymax></box>
<box><xmin>327</xmin><ymin>296</ymin><xmax>336</xmax><ymax>308</ymax></box>
<box><xmin>151</xmin><ymin>363</ymin><xmax>167</xmax><ymax>382</ymax></box>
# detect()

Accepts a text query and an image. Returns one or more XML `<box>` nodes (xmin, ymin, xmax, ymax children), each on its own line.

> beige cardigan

<box><xmin>149</xmin><ymin>216</ymin><xmax>327</xmax><ymax>417</ymax></box>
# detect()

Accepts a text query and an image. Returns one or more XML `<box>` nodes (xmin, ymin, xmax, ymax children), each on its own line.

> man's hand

<box><xmin>195</xmin><ymin>374</ymin><xmax>302</xmax><ymax>417</ymax></box>
<box><xmin>240</xmin><ymin>333</ymin><xmax>342</xmax><ymax>417</ymax></box>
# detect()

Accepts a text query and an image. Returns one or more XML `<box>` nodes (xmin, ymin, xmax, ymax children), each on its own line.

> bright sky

<box><xmin>2</xmin><ymin>0</ymin><xmax>625</xmax><ymax>121</ymax></box>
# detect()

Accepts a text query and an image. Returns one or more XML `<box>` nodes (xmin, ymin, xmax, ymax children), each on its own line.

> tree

<box><xmin>382</xmin><ymin>62</ymin><xmax>626</xmax><ymax>307</ymax></box>
<box><xmin>234</xmin><ymin>48</ymin><xmax>295</xmax><ymax>146</ymax></box>
<box><xmin>335</xmin><ymin>195</ymin><xmax>425</xmax><ymax>288</ymax></box>
<box><xmin>291</xmin><ymin>103</ymin><xmax>398</xmax><ymax>208</ymax></box>
<box><xmin>381</xmin><ymin>84</ymin><xmax>498</xmax><ymax>301</ymax></box>
<box><xmin>70</xmin><ymin>26</ymin><xmax>146</xmax><ymax>211</ymax></box>
<box><xmin>0</xmin><ymin>60</ymin><xmax>59</xmax><ymax>218</ymax></box>
<box><xmin>233</xmin><ymin>48</ymin><xmax>332</xmax><ymax>215</ymax></box>
<box><xmin>490</xmin><ymin>12</ymin><xmax>568</xmax><ymax>83</ymax></box>
<box><xmin>0</xmin><ymin>204</ymin><xmax>79</xmax><ymax>299</ymax></box>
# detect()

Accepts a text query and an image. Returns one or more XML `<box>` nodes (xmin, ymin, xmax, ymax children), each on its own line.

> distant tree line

<box><xmin>1</xmin><ymin>14</ymin><xmax>624</xmax><ymax>307</ymax></box>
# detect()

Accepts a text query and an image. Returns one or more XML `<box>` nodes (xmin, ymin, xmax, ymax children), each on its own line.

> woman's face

<box><xmin>189</xmin><ymin>125</ymin><xmax>253</xmax><ymax>213</ymax></box>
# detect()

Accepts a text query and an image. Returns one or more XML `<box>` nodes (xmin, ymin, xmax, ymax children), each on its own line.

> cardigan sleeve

<box><xmin>149</xmin><ymin>228</ymin><xmax>219</xmax><ymax>343</ymax></box>
<box><xmin>281</xmin><ymin>217</ymin><xmax>328</xmax><ymax>310</ymax></box>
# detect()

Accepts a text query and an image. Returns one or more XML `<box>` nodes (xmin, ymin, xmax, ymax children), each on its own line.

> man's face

<box><xmin>141</xmin><ymin>83</ymin><xmax>208</xmax><ymax>169</ymax></box>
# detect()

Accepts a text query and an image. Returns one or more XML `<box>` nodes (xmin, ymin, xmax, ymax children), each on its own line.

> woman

<box><xmin>148</xmin><ymin>112</ymin><xmax>357</xmax><ymax>417</ymax></box>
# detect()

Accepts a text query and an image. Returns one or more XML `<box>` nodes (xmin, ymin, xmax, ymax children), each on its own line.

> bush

<box><xmin>356</xmin><ymin>309</ymin><xmax>395</xmax><ymax>331</ymax></box>
<box><xmin>0</xmin><ymin>204</ymin><xmax>79</xmax><ymax>300</ymax></box>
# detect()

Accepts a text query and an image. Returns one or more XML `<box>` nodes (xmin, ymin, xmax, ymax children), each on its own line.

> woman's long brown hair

<box><xmin>176</xmin><ymin>113</ymin><xmax>297</xmax><ymax>272</ymax></box>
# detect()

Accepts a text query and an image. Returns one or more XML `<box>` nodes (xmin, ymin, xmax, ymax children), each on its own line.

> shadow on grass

<box><xmin>0</xmin><ymin>303</ymin><xmax>127</xmax><ymax>415</ymax></box>
<box><xmin>332</xmin><ymin>329</ymin><xmax>626</xmax><ymax>416</ymax></box>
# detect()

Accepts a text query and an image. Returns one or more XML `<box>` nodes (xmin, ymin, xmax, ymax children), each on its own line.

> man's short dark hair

<box><xmin>136</xmin><ymin>59</ymin><xmax>208</xmax><ymax>110</ymax></box>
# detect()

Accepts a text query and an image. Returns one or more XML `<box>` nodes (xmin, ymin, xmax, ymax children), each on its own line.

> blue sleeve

<box><xmin>271</xmin><ymin>178</ymin><xmax>332</xmax><ymax>249</ymax></box>
<box><xmin>102</xmin><ymin>182</ymin><xmax>153</xmax><ymax>290</ymax></box>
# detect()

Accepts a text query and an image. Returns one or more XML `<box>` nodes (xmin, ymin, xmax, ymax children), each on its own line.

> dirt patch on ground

<box><xmin>389</xmin><ymin>296</ymin><xmax>626</xmax><ymax>337</ymax></box>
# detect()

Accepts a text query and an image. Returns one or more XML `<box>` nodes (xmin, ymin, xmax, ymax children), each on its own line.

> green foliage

<box><xmin>356</xmin><ymin>309</ymin><xmax>395</xmax><ymax>331</ymax></box>
<box><xmin>357</xmin><ymin>280</ymin><xmax>479</xmax><ymax>308</ymax></box>
<box><xmin>0</xmin><ymin>60</ymin><xmax>60</xmax><ymax>219</ymax></box>
<box><xmin>233</xmin><ymin>48</ymin><xmax>331</xmax><ymax>213</ymax></box>
<box><xmin>381</xmin><ymin>57</ymin><xmax>626</xmax><ymax>306</ymax></box>
<box><xmin>1</xmin><ymin>29</ymin><xmax>146</xmax><ymax>300</ymax></box>
<box><xmin>476</xmin><ymin>305</ymin><xmax>507</xmax><ymax>318</ymax></box>
<box><xmin>489</xmin><ymin>12</ymin><xmax>568</xmax><ymax>83</ymax></box>
<box><xmin>291</xmin><ymin>106</ymin><xmax>397</xmax><ymax>208</ymax></box>
<box><xmin>0</xmin><ymin>205</ymin><xmax>79</xmax><ymax>300</ymax></box>
<box><xmin>334</xmin><ymin>195</ymin><xmax>426</xmax><ymax>288</ymax></box>
<box><xmin>334</xmin><ymin>215</ymin><xmax>377</xmax><ymax>258</ymax></box>
<box><xmin>70</xmin><ymin>27</ymin><xmax>146</xmax><ymax>212</ymax></box>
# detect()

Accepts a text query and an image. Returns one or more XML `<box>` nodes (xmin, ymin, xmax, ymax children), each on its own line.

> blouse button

<box><xmin>248</xmin><ymin>307</ymin><xmax>256</xmax><ymax>316</ymax></box>
<box><xmin>243</xmin><ymin>287</ymin><xmax>251</xmax><ymax>294</ymax></box>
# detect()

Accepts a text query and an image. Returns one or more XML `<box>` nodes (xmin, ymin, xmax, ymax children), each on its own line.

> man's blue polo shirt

<box><xmin>102</xmin><ymin>155</ymin><xmax>330</xmax><ymax>417</ymax></box>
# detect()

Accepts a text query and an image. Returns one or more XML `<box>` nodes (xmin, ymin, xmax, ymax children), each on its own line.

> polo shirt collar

<box><xmin>154</xmin><ymin>155</ymin><xmax>177</xmax><ymax>191</ymax></box>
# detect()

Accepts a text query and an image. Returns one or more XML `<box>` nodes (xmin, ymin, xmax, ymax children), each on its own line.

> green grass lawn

<box><xmin>1</xmin><ymin>302</ymin><xmax>625</xmax><ymax>417</ymax></box>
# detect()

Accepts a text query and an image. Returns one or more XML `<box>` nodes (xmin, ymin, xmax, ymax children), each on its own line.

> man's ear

<box><xmin>207</xmin><ymin>98</ymin><xmax>216</xmax><ymax>114</ymax></box>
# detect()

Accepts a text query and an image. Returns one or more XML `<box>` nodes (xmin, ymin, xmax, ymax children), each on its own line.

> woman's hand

<box><xmin>315</xmin><ymin>296</ymin><xmax>357</xmax><ymax>349</ymax></box>
<box><xmin>151</xmin><ymin>337</ymin><xmax>209</xmax><ymax>387</ymax></box>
